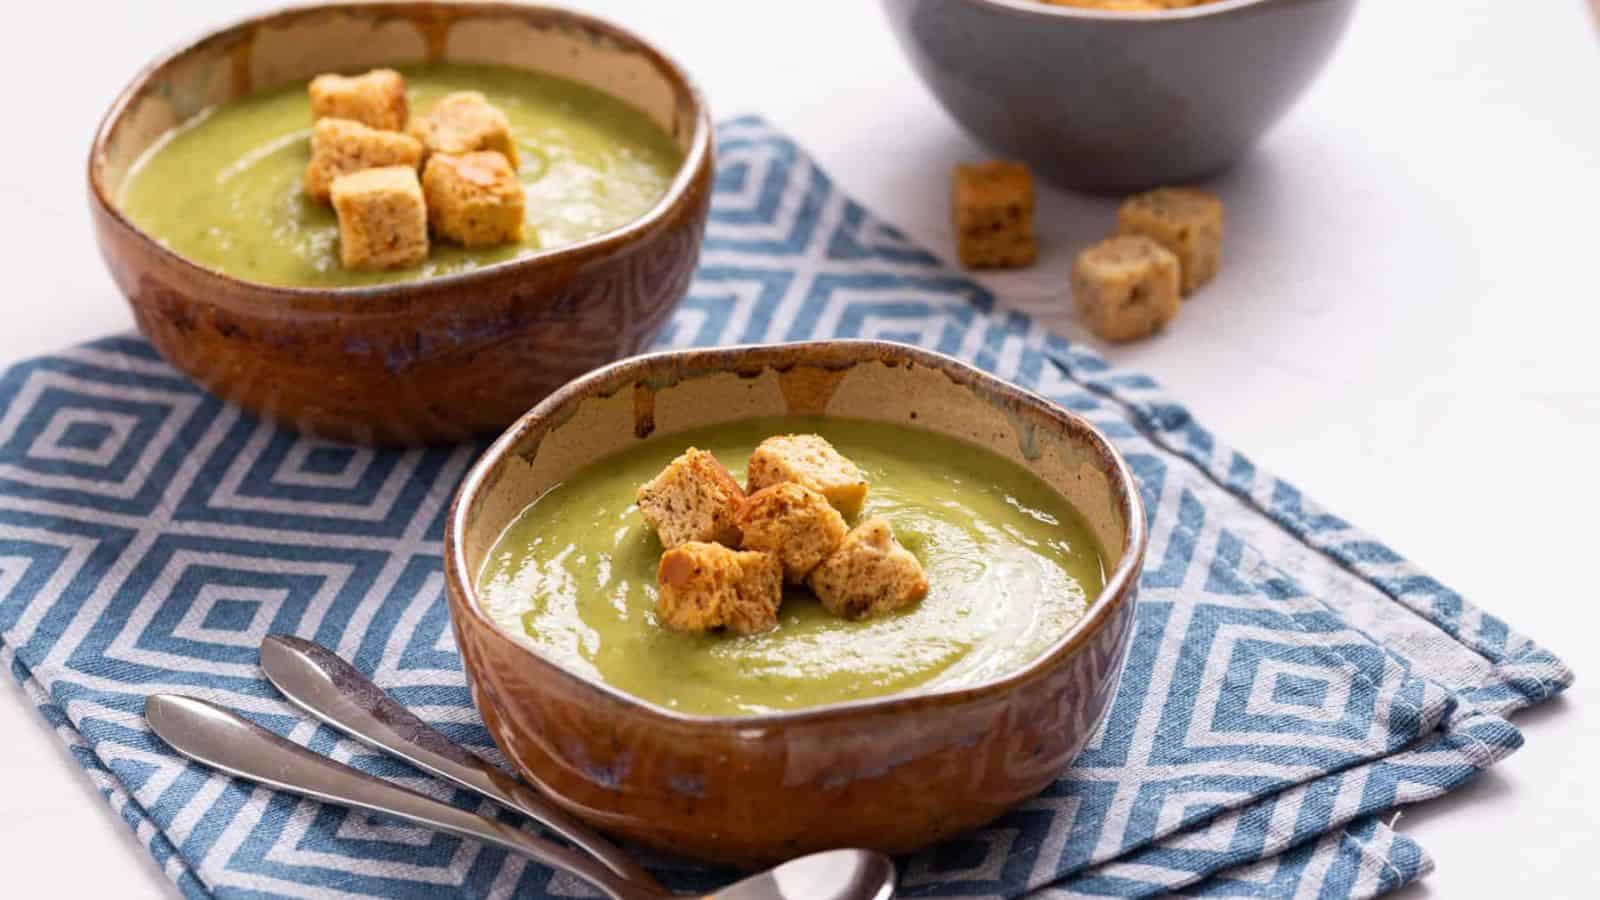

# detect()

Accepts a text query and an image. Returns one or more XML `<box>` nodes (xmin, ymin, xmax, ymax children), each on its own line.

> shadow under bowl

<box><xmin>881</xmin><ymin>0</ymin><xmax>1357</xmax><ymax>191</ymax></box>
<box><xmin>444</xmin><ymin>339</ymin><xmax>1148</xmax><ymax>867</ymax></box>
<box><xmin>89</xmin><ymin>1</ymin><xmax>713</xmax><ymax>445</ymax></box>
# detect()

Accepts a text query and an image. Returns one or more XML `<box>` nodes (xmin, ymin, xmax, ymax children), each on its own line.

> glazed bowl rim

<box><xmin>959</xmin><ymin>0</ymin><xmax>1286</xmax><ymax>22</ymax></box>
<box><xmin>444</xmin><ymin>339</ymin><xmax>1149</xmax><ymax>728</ymax></box>
<box><xmin>86</xmin><ymin>0</ymin><xmax>713</xmax><ymax>301</ymax></box>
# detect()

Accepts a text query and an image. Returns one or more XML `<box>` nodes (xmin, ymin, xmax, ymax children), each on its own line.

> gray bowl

<box><xmin>882</xmin><ymin>0</ymin><xmax>1357</xmax><ymax>191</ymax></box>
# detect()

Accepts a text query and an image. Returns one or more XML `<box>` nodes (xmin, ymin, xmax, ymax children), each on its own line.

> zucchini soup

<box><xmin>118</xmin><ymin>62</ymin><xmax>682</xmax><ymax>287</ymax></box>
<box><xmin>477</xmin><ymin>417</ymin><xmax>1107</xmax><ymax>717</ymax></box>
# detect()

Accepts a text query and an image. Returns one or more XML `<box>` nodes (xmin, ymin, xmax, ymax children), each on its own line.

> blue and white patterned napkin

<box><xmin>0</xmin><ymin>117</ymin><xmax>1571</xmax><ymax>899</ymax></box>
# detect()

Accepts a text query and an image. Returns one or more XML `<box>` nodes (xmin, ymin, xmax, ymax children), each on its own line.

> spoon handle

<box><xmin>258</xmin><ymin>635</ymin><xmax>662</xmax><ymax>891</ymax></box>
<box><xmin>144</xmin><ymin>694</ymin><xmax>654</xmax><ymax>900</ymax></box>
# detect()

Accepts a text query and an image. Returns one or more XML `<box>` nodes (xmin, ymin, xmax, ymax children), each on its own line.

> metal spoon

<box><xmin>257</xmin><ymin>634</ymin><xmax>657</xmax><ymax>889</ymax></box>
<box><xmin>259</xmin><ymin>635</ymin><xmax>897</xmax><ymax>900</ymax></box>
<box><xmin>146</xmin><ymin>694</ymin><xmax>896</xmax><ymax>900</ymax></box>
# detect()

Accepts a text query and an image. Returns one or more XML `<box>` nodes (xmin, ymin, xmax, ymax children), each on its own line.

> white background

<box><xmin>1</xmin><ymin>0</ymin><xmax>1595</xmax><ymax>895</ymax></box>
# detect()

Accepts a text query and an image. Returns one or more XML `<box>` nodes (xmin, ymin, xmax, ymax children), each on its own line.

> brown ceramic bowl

<box><xmin>444</xmin><ymin>340</ymin><xmax>1147</xmax><ymax>867</ymax></box>
<box><xmin>89</xmin><ymin>2</ymin><xmax>713</xmax><ymax>445</ymax></box>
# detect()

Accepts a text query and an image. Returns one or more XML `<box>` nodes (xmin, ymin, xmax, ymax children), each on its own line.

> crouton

<box><xmin>952</xmin><ymin>161</ymin><xmax>1036</xmax><ymax>269</ymax></box>
<box><xmin>807</xmin><ymin>517</ymin><xmax>928</xmax><ymax>619</ymax></box>
<box><xmin>408</xmin><ymin>91</ymin><xmax>520</xmax><ymax>167</ymax></box>
<box><xmin>656</xmin><ymin>542</ymin><xmax>782</xmax><ymax>635</ymax></box>
<box><xmin>1039</xmin><ymin>0</ymin><xmax>1172</xmax><ymax>9</ymax></box>
<box><xmin>329</xmin><ymin>166</ymin><xmax>428</xmax><ymax>271</ymax></box>
<box><xmin>736</xmin><ymin>482</ymin><xmax>849</xmax><ymax>583</ymax></box>
<box><xmin>308</xmin><ymin>69</ymin><xmax>409</xmax><ymax>132</ymax></box>
<box><xmin>1114</xmin><ymin>187</ymin><xmax>1224</xmax><ymax>295</ymax></box>
<box><xmin>722</xmin><ymin>550</ymin><xmax>784</xmax><ymax>636</ymax></box>
<box><xmin>746</xmin><ymin>435</ymin><xmax>869</xmax><ymax>520</ymax></box>
<box><xmin>1072</xmin><ymin>235</ymin><xmax>1181</xmax><ymax>342</ymax></box>
<box><xmin>303</xmin><ymin>118</ymin><xmax>423</xmax><ymax>204</ymax></box>
<box><xmin>636</xmin><ymin>448</ymin><xmax>746</xmax><ymax>549</ymax></box>
<box><xmin>421</xmin><ymin>151</ymin><xmax>525</xmax><ymax>247</ymax></box>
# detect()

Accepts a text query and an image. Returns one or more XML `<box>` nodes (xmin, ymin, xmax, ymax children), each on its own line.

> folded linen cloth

<box><xmin>0</xmin><ymin>117</ymin><xmax>1570</xmax><ymax>899</ymax></box>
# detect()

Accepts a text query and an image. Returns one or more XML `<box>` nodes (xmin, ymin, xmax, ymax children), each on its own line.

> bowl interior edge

<box><xmin>96</xmin><ymin>3</ymin><xmax>698</xmax><ymax>198</ymax></box>
<box><xmin>461</xmin><ymin>351</ymin><xmax>1133</xmax><ymax>620</ymax></box>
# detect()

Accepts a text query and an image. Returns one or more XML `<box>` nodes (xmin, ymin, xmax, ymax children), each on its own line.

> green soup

<box><xmin>117</xmin><ymin>63</ymin><xmax>683</xmax><ymax>288</ymax></box>
<box><xmin>477</xmin><ymin>418</ymin><xmax>1107</xmax><ymax>717</ymax></box>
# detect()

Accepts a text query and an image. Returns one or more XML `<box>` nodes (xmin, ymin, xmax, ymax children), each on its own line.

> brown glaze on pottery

<box><xmin>445</xmin><ymin>340</ymin><xmax>1148</xmax><ymax>867</ymax></box>
<box><xmin>89</xmin><ymin>3</ymin><xmax>713</xmax><ymax>445</ymax></box>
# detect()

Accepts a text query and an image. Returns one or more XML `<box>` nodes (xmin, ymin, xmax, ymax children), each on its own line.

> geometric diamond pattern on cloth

<box><xmin>0</xmin><ymin>117</ymin><xmax>1571</xmax><ymax>900</ymax></box>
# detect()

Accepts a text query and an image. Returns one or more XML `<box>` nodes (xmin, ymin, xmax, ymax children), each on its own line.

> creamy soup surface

<box><xmin>118</xmin><ymin>62</ymin><xmax>682</xmax><ymax>287</ymax></box>
<box><xmin>477</xmin><ymin>417</ymin><xmax>1107</xmax><ymax>717</ymax></box>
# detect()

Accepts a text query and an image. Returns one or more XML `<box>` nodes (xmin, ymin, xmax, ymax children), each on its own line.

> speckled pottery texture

<box><xmin>89</xmin><ymin>2</ymin><xmax>713</xmax><ymax>445</ymax></box>
<box><xmin>445</xmin><ymin>340</ymin><xmax>1148</xmax><ymax>867</ymax></box>
<box><xmin>881</xmin><ymin>0</ymin><xmax>1357</xmax><ymax>191</ymax></box>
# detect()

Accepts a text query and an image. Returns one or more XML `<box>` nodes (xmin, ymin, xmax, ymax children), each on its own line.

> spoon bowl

<box><xmin>717</xmin><ymin>849</ymin><xmax>896</xmax><ymax>900</ymax></box>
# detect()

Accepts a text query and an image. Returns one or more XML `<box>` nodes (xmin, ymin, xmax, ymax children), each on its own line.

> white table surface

<box><xmin>2</xmin><ymin>0</ymin><xmax>1595</xmax><ymax>895</ymax></box>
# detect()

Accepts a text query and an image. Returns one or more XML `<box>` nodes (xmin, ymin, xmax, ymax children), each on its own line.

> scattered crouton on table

<box><xmin>1072</xmin><ymin>234</ymin><xmax>1182</xmax><ymax>342</ymax></box>
<box><xmin>952</xmin><ymin>161</ymin><xmax>1036</xmax><ymax>269</ymax></box>
<box><xmin>1114</xmin><ymin>186</ymin><xmax>1224</xmax><ymax>296</ymax></box>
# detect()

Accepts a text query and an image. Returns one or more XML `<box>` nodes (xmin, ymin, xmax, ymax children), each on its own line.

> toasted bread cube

<box><xmin>657</xmin><ymin>542</ymin><xmax>782</xmax><ymax>635</ymax></box>
<box><xmin>408</xmin><ymin>91</ymin><xmax>520</xmax><ymax>167</ymax></box>
<box><xmin>303</xmin><ymin>118</ymin><xmax>423</xmax><ymax>203</ymax></box>
<box><xmin>422</xmin><ymin>152</ymin><xmax>526</xmax><ymax>247</ymax></box>
<box><xmin>723</xmin><ymin>550</ymin><xmax>784</xmax><ymax>636</ymax></box>
<box><xmin>736</xmin><ymin>482</ymin><xmax>849</xmax><ymax>583</ymax></box>
<box><xmin>1072</xmin><ymin>235</ymin><xmax>1181</xmax><ymax>342</ymax></box>
<box><xmin>952</xmin><ymin>161</ymin><xmax>1036</xmax><ymax>269</ymax></box>
<box><xmin>308</xmin><ymin>69</ymin><xmax>408</xmax><ymax>132</ymax></box>
<box><xmin>1115</xmin><ymin>187</ymin><xmax>1224</xmax><ymax>295</ymax></box>
<box><xmin>746</xmin><ymin>434</ymin><xmax>869</xmax><ymax>520</ymax></box>
<box><xmin>636</xmin><ymin>448</ymin><xmax>746</xmax><ymax>549</ymax></box>
<box><xmin>807</xmin><ymin>517</ymin><xmax>928</xmax><ymax>619</ymax></box>
<box><xmin>329</xmin><ymin>166</ymin><xmax>428</xmax><ymax>271</ymax></box>
<box><xmin>1039</xmin><ymin>0</ymin><xmax>1170</xmax><ymax>9</ymax></box>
